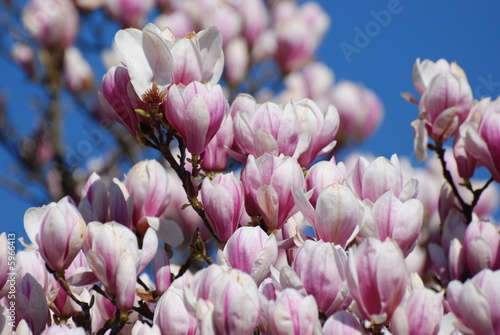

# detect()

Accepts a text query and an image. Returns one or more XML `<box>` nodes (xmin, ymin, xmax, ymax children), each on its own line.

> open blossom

<box><xmin>166</xmin><ymin>82</ymin><xmax>228</xmax><ymax>155</ymax></box>
<box><xmin>114</xmin><ymin>23</ymin><xmax>223</xmax><ymax>100</ymax></box>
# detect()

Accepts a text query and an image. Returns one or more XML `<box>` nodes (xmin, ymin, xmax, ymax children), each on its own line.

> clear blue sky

<box><xmin>2</xmin><ymin>0</ymin><xmax>500</xmax><ymax>239</ymax></box>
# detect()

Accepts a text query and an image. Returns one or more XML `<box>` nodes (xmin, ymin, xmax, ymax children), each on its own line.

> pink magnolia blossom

<box><xmin>154</xmin><ymin>287</ymin><xmax>197</xmax><ymax>335</ymax></box>
<box><xmin>99</xmin><ymin>64</ymin><xmax>150</xmax><ymax>136</ymax></box>
<box><xmin>266</xmin><ymin>288</ymin><xmax>319</xmax><ymax>335</ymax></box>
<box><xmin>371</xmin><ymin>190</ymin><xmax>424</xmax><ymax>256</ymax></box>
<box><xmin>15</xmin><ymin>250</ymin><xmax>50</xmax><ymax>293</ymax></box>
<box><xmin>124</xmin><ymin>160</ymin><xmax>171</xmax><ymax>235</ymax></box>
<box><xmin>115</xmin><ymin>23</ymin><xmax>174</xmax><ymax>99</ymax></box>
<box><xmin>153</xmin><ymin>244</ymin><xmax>171</xmax><ymax>296</ymax></box>
<box><xmin>412</xmin><ymin>58</ymin><xmax>465</xmax><ymax>95</ymax></box>
<box><xmin>271</xmin><ymin>2</ymin><xmax>330</xmax><ymax>73</ymax></box>
<box><xmin>233</xmin><ymin>94</ymin><xmax>339</xmax><ymax>166</ymax></box>
<box><xmin>86</xmin><ymin>222</ymin><xmax>140</xmax><ymax>311</ymax></box>
<box><xmin>282</xmin><ymin>62</ymin><xmax>334</xmax><ymax>108</ymax></box>
<box><xmin>293</xmin><ymin>240</ymin><xmax>351</xmax><ymax>316</ymax></box>
<box><xmin>103</xmin><ymin>0</ymin><xmax>155</xmax><ymax>28</ymax></box>
<box><xmin>233</xmin><ymin>94</ymin><xmax>300</xmax><ymax>159</ymax></box>
<box><xmin>187</xmin><ymin>265</ymin><xmax>261</xmax><ymax>335</ymax></box>
<box><xmin>165</xmin><ymin>27</ymin><xmax>224</xmax><ymax>85</ymax></box>
<box><xmin>419</xmin><ymin>72</ymin><xmax>472</xmax><ymax>140</ymax></box>
<box><xmin>411</xmin><ymin>59</ymin><xmax>473</xmax><ymax>160</ymax></box>
<box><xmin>155</xmin><ymin>10</ymin><xmax>194</xmax><ymax>39</ymax></box>
<box><xmin>200</xmin><ymin>114</ymin><xmax>234</xmax><ymax>172</ymax></box>
<box><xmin>463</xmin><ymin>219</ymin><xmax>500</xmax><ymax>276</ymax></box>
<box><xmin>201</xmin><ymin>173</ymin><xmax>244</xmax><ymax>243</ymax></box>
<box><xmin>329</xmin><ymin>81</ymin><xmax>384</xmax><ymax>143</ymax></box>
<box><xmin>17</xmin><ymin>274</ymin><xmax>49</xmax><ymax>334</ymax></box>
<box><xmin>188</xmin><ymin>0</ymin><xmax>242</xmax><ymax>48</ymax></box>
<box><xmin>294</xmin><ymin>183</ymin><xmax>364</xmax><ymax>249</ymax></box>
<box><xmin>464</xmin><ymin>97</ymin><xmax>500</xmax><ymax>181</ymax></box>
<box><xmin>348</xmin><ymin>154</ymin><xmax>418</xmax><ymax>203</ymax></box>
<box><xmin>22</xmin><ymin>0</ymin><xmax>79</xmax><ymax>49</ymax></box>
<box><xmin>241</xmin><ymin>154</ymin><xmax>305</xmax><ymax>231</ymax></box>
<box><xmin>166</xmin><ymin>82</ymin><xmax>228</xmax><ymax>155</ymax></box>
<box><xmin>294</xmin><ymin>99</ymin><xmax>339</xmax><ymax>167</ymax></box>
<box><xmin>78</xmin><ymin>173</ymin><xmax>133</xmax><ymax>227</ymax></box>
<box><xmin>446</xmin><ymin>269</ymin><xmax>500</xmax><ymax>335</ymax></box>
<box><xmin>305</xmin><ymin>158</ymin><xmax>347</xmax><ymax>207</ymax></box>
<box><xmin>391</xmin><ymin>287</ymin><xmax>443</xmax><ymax>335</ymax></box>
<box><xmin>323</xmin><ymin>311</ymin><xmax>366</xmax><ymax>335</ymax></box>
<box><xmin>36</xmin><ymin>202</ymin><xmax>87</xmax><ymax>272</ymax></box>
<box><xmin>219</xmin><ymin>226</ymin><xmax>278</xmax><ymax>285</ymax></box>
<box><xmin>346</xmin><ymin>238</ymin><xmax>407</xmax><ymax>325</ymax></box>
<box><xmin>234</xmin><ymin>0</ymin><xmax>268</xmax><ymax>46</ymax></box>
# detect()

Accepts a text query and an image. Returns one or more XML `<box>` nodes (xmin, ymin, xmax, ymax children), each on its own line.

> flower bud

<box><xmin>37</xmin><ymin>202</ymin><xmax>87</xmax><ymax>272</ymax></box>
<box><xmin>220</xmin><ymin>226</ymin><xmax>278</xmax><ymax>285</ymax></box>
<box><xmin>22</xmin><ymin>0</ymin><xmax>79</xmax><ymax>49</ymax></box>
<box><xmin>293</xmin><ymin>240</ymin><xmax>351</xmax><ymax>316</ymax></box>
<box><xmin>346</xmin><ymin>238</ymin><xmax>407</xmax><ymax>325</ymax></box>
<box><xmin>166</xmin><ymin>82</ymin><xmax>228</xmax><ymax>155</ymax></box>
<box><xmin>201</xmin><ymin>173</ymin><xmax>244</xmax><ymax>243</ymax></box>
<box><xmin>267</xmin><ymin>288</ymin><xmax>319</xmax><ymax>335</ymax></box>
<box><xmin>241</xmin><ymin>154</ymin><xmax>304</xmax><ymax>231</ymax></box>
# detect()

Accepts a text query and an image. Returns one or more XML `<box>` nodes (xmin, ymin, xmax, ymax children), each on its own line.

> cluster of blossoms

<box><xmin>2</xmin><ymin>0</ymin><xmax>500</xmax><ymax>334</ymax></box>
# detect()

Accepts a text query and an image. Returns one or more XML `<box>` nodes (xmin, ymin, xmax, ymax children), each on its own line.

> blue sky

<box><xmin>1</xmin><ymin>0</ymin><xmax>500</xmax><ymax>238</ymax></box>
